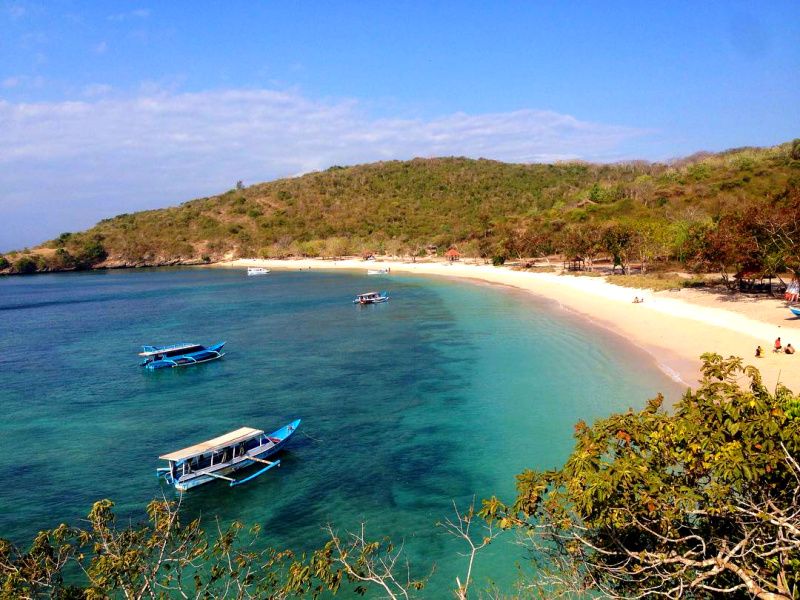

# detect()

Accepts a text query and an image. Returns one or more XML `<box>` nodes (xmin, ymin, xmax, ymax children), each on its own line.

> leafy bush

<box><xmin>491</xmin><ymin>255</ymin><xmax>506</xmax><ymax>266</ymax></box>
<box><xmin>13</xmin><ymin>256</ymin><xmax>37</xmax><ymax>274</ymax></box>
<box><xmin>0</xmin><ymin>255</ymin><xmax>9</xmax><ymax>270</ymax></box>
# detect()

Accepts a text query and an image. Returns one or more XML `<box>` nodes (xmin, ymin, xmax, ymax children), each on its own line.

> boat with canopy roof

<box><xmin>139</xmin><ymin>342</ymin><xmax>225</xmax><ymax>369</ymax></box>
<box><xmin>353</xmin><ymin>291</ymin><xmax>389</xmax><ymax>304</ymax></box>
<box><xmin>157</xmin><ymin>419</ymin><xmax>300</xmax><ymax>490</ymax></box>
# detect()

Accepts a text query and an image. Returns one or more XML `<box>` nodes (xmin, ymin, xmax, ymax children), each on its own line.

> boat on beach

<box><xmin>247</xmin><ymin>267</ymin><xmax>270</xmax><ymax>276</ymax></box>
<box><xmin>790</xmin><ymin>306</ymin><xmax>800</xmax><ymax>317</ymax></box>
<box><xmin>139</xmin><ymin>342</ymin><xmax>225</xmax><ymax>369</ymax></box>
<box><xmin>353</xmin><ymin>291</ymin><xmax>389</xmax><ymax>304</ymax></box>
<box><xmin>157</xmin><ymin>419</ymin><xmax>301</xmax><ymax>490</ymax></box>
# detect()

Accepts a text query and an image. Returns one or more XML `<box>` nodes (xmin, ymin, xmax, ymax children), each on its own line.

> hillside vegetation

<box><xmin>2</xmin><ymin>140</ymin><xmax>800</xmax><ymax>280</ymax></box>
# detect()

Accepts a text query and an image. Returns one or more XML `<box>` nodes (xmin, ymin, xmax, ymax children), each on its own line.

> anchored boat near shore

<box><xmin>139</xmin><ymin>342</ymin><xmax>226</xmax><ymax>369</ymax></box>
<box><xmin>353</xmin><ymin>291</ymin><xmax>389</xmax><ymax>304</ymax></box>
<box><xmin>157</xmin><ymin>419</ymin><xmax>301</xmax><ymax>490</ymax></box>
<box><xmin>247</xmin><ymin>267</ymin><xmax>270</xmax><ymax>276</ymax></box>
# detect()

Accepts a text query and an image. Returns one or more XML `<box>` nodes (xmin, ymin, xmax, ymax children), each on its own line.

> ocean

<box><xmin>0</xmin><ymin>267</ymin><xmax>683</xmax><ymax>595</ymax></box>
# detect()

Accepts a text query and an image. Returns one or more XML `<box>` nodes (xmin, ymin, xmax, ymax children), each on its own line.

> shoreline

<box><xmin>221</xmin><ymin>257</ymin><xmax>800</xmax><ymax>392</ymax></box>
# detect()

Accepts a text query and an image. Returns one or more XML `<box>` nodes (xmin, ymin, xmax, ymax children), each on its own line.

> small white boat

<box><xmin>367</xmin><ymin>268</ymin><xmax>390</xmax><ymax>275</ymax></box>
<box><xmin>247</xmin><ymin>267</ymin><xmax>270</xmax><ymax>276</ymax></box>
<box><xmin>353</xmin><ymin>291</ymin><xmax>389</xmax><ymax>304</ymax></box>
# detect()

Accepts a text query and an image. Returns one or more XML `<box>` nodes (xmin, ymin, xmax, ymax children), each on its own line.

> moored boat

<box><xmin>367</xmin><ymin>268</ymin><xmax>390</xmax><ymax>275</ymax></box>
<box><xmin>157</xmin><ymin>419</ymin><xmax>301</xmax><ymax>490</ymax></box>
<box><xmin>353</xmin><ymin>291</ymin><xmax>389</xmax><ymax>304</ymax></box>
<box><xmin>247</xmin><ymin>267</ymin><xmax>270</xmax><ymax>276</ymax></box>
<box><xmin>139</xmin><ymin>342</ymin><xmax>225</xmax><ymax>369</ymax></box>
<box><xmin>790</xmin><ymin>306</ymin><xmax>800</xmax><ymax>318</ymax></box>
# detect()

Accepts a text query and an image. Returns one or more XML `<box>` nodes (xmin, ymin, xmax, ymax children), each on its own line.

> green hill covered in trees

<box><xmin>2</xmin><ymin>140</ymin><xmax>799</xmax><ymax>278</ymax></box>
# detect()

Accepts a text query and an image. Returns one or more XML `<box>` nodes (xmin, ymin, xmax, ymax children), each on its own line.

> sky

<box><xmin>1</xmin><ymin>1</ymin><xmax>799</xmax><ymax>251</ymax></box>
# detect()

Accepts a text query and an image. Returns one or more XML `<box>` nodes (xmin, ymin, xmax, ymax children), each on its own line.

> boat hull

<box><xmin>166</xmin><ymin>419</ymin><xmax>300</xmax><ymax>491</ymax></box>
<box><xmin>143</xmin><ymin>342</ymin><xmax>226</xmax><ymax>369</ymax></box>
<box><xmin>791</xmin><ymin>306</ymin><xmax>800</xmax><ymax>317</ymax></box>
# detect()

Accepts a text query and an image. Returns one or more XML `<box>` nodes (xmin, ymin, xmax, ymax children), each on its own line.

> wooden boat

<box><xmin>367</xmin><ymin>268</ymin><xmax>390</xmax><ymax>275</ymax></box>
<box><xmin>353</xmin><ymin>291</ymin><xmax>389</xmax><ymax>304</ymax></box>
<box><xmin>139</xmin><ymin>342</ymin><xmax>225</xmax><ymax>369</ymax></box>
<box><xmin>247</xmin><ymin>267</ymin><xmax>270</xmax><ymax>276</ymax></box>
<box><xmin>157</xmin><ymin>419</ymin><xmax>301</xmax><ymax>490</ymax></box>
<box><xmin>790</xmin><ymin>306</ymin><xmax>800</xmax><ymax>318</ymax></box>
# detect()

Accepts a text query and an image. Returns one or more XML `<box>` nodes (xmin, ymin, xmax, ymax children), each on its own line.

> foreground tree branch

<box><xmin>481</xmin><ymin>354</ymin><xmax>800</xmax><ymax>599</ymax></box>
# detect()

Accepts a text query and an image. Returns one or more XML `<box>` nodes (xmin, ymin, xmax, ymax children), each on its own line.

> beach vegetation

<box><xmin>481</xmin><ymin>354</ymin><xmax>800</xmax><ymax>599</ymax></box>
<box><xmin>0</xmin><ymin>255</ymin><xmax>9</xmax><ymax>270</ymax></box>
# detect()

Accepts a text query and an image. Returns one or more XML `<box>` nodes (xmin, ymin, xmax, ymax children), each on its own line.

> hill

<box><xmin>2</xmin><ymin>140</ymin><xmax>799</xmax><ymax>276</ymax></box>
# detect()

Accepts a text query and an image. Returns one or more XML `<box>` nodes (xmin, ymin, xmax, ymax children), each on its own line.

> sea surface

<box><xmin>0</xmin><ymin>267</ymin><xmax>683</xmax><ymax>596</ymax></box>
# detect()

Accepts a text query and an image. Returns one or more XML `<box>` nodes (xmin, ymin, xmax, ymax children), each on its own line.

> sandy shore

<box><xmin>221</xmin><ymin>258</ymin><xmax>800</xmax><ymax>392</ymax></box>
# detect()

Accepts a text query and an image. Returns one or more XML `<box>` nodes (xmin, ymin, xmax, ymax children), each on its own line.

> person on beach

<box><xmin>755</xmin><ymin>346</ymin><xmax>764</xmax><ymax>358</ymax></box>
<box><xmin>774</xmin><ymin>337</ymin><xmax>782</xmax><ymax>352</ymax></box>
<box><xmin>786</xmin><ymin>343</ymin><xmax>795</xmax><ymax>355</ymax></box>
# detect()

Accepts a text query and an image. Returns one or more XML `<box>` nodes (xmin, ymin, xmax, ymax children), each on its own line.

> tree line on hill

<box><xmin>2</xmin><ymin>140</ymin><xmax>799</xmax><ymax>287</ymax></box>
<box><xmin>2</xmin><ymin>355</ymin><xmax>799</xmax><ymax>598</ymax></box>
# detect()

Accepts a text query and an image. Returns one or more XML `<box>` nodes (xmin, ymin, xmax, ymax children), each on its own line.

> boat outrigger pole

<box><xmin>229</xmin><ymin>459</ymin><xmax>280</xmax><ymax>487</ymax></box>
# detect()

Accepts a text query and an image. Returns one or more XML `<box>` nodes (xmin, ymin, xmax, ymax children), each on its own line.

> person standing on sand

<box><xmin>756</xmin><ymin>346</ymin><xmax>764</xmax><ymax>358</ymax></box>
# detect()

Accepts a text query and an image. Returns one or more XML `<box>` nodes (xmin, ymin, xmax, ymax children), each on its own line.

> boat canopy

<box><xmin>357</xmin><ymin>292</ymin><xmax>379</xmax><ymax>298</ymax></box>
<box><xmin>139</xmin><ymin>343</ymin><xmax>197</xmax><ymax>357</ymax></box>
<box><xmin>159</xmin><ymin>427</ymin><xmax>264</xmax><ymax>461</ymax></box>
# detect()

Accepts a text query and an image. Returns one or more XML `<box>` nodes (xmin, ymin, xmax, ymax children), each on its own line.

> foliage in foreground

<box><xmin>0</xmin><ymin>497</ymin><xmax>433</xmax><ymax>600</ymax></box>
<box><xmin>482</xmin><ymin>354</ymin><xmax>800</xmax><ymax>599</ymax></box>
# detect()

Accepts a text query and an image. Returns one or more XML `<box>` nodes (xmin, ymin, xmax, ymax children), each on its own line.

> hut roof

<box><xmin>444</xmin><ymin>248</ymin><xmax>461</xmax><ymax>257</ymax></box>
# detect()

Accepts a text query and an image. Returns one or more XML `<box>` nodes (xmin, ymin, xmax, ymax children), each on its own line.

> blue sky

<box><xmin>1</xmin><ymin>1</ymin><xmax>799</xmax><ymax>250</ymax></box>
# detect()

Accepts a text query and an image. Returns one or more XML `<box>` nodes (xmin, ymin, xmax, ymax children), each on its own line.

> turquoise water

<box><xmin>0</xmin><ymin>268</ymin><xmax>682</xmax><ymax>595</ymax></box>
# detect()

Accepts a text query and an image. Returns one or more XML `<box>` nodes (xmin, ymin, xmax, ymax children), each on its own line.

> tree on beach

<box><xmin>481</xmin><ymin>354</ymin><xmax>800</xmax><ymax>599</ymax></box>
<box><xmin>602</xmin><ymin>222</ymin><xmax>638</xmax><ymax>274</ymax></box>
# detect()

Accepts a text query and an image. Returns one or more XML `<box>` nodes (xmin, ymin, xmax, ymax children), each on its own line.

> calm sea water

<box><xmin>0</xmin><ymin>267</ymin><xmax>682</xmax><ymax>595</ymax></box>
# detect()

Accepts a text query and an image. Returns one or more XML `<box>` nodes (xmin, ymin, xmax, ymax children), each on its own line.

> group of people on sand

<box><xmin>755</xmin><ymin>337</ymin><xmax>795</xmax><ymax>357</ymax></box>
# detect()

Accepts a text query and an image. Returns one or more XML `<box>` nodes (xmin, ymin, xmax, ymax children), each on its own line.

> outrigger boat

<box><xmin>247</xmin><ymin>267</ymin><xmax>270</xmax><ymax>276</ymax></box>
<box><xmin>157</xmin><ymin>419</ymin><xmax>300</xmax><ymax>490</ymax></box>
<box><xmin>353</xmin><ymin>291</ymin><xmax>389</xmax><ymax>304</ymax></box>
<box><xmin>790</xmin><ymin>306</ymin><xmax>800</xmax><ymax>318</ymax></box>
<box><xmin>139</xmin><ymin>342</ymin><xmax>225</xmax><ymax>369</ymax></box>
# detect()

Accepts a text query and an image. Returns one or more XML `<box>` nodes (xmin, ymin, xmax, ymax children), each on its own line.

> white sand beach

<box><xmin>222</xmin><ymin>258</ymin><xmax>800</xmax><ymax>392</ymax></box>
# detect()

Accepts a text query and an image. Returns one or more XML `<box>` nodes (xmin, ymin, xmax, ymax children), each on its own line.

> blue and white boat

<box><xmin>790</xmin><ymin>306</ymin><xmax>800</xmax><ymax>318</ymax></box>
<box><xmin>139</xmin><ymin>342</ymin><xmax>225</xmax><ymax>369</ymax></box>
<box><xmin>157</xmin><ymin>419</ymin><xmax>301</xmax><ymax>490</ymax></box>
<box><xmin>353</xmin><ymin>291</ymin><xmax>389</xmax><ymax>304</ymax></box>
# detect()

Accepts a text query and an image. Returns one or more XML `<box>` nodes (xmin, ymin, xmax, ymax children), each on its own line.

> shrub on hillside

<box><xmin>13</xmin><ymin>256</ymin><xmax>37</xmax><ymax>274</ymax></box>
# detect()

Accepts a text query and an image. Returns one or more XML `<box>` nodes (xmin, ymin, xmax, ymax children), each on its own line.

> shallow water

<box><xmin>0</xmin><ymin>267</ymin><xmax>683</xmax><ymax>595</ymax></box>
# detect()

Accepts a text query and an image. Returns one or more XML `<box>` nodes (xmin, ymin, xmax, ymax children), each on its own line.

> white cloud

<box><xmin>0</xmin><ymin>87</ymin><xmax>648</xmax><ymax>247</ymax></box>
<box><xmin>108</xmin><ymin>8</ymin><xmax>150</xmax><ymax>21</ymax></box>
<box><xmin>6</xmin><ymin>2</ymin><xmax>26</xmax><ymax>19</ymax></box>
<box><xmin>82</xmin><ymin>83</ymin><xmax>113</xmax><ymax>97</ymax></box>
<box><xmin>1</xmin><ymin>74</ymin><xmax>44</xmax><ymax>89</ymax></box>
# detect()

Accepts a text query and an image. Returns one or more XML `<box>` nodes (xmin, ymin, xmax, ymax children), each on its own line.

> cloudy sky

<box><xmin>1</xmin><ymin>2</ymin><xmax>799</xmax><ymax>250</ymax></box>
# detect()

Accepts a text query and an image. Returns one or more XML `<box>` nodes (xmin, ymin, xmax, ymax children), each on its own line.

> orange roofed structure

<box><xmin>445</xmin><ymin>248</ymin><xmax>461</xmax><ymax>262</ymax></box>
